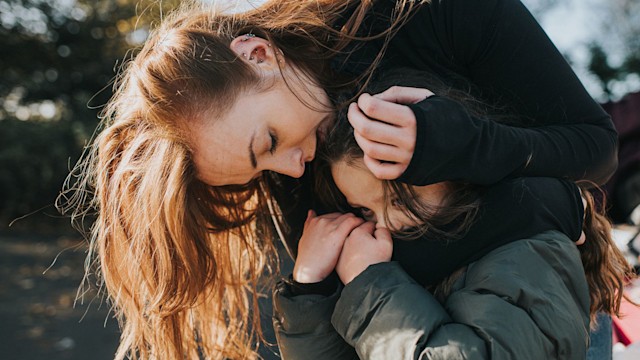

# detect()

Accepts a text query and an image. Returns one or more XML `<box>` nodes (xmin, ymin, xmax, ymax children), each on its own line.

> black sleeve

<box><xmin>393</xmin><ymin>177</ymin><xmax>584</xmax><ymax>287</ymax></box>
<box><xmin>392</xmin><ymin>0</ymin><xmax>617</xmax><ymax>185</ymax></box>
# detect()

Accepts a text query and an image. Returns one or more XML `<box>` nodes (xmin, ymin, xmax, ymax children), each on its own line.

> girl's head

<box><xmin>331</xmin><ymin>155</ymin><xmax>450</xmax><ymax>230</ymax></box>
<box><xmin>316</xmin><ymin>116</ymin><xmax>481</xmax><ymax>240</ymax></box>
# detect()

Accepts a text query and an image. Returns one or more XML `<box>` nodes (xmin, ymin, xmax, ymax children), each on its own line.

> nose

<box><xmin>301</xmin><ymin>132</ymin><xmax>317</xmax><ymax>162</ymax></box>
<box><xmin>272</xmin><ymin>149</ymin><xmax>305</xmax><ymax>178</ymax></box>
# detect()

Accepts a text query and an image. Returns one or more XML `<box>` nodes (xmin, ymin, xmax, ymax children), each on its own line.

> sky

<box><xmin>523</xmin><ymin>0</ymin><xmax>639</xmax><ymax>101</ymax></box>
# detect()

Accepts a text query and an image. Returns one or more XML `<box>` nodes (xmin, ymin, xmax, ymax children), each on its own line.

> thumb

<box><xmin>374</xmin><ymin>227</ymin><xmax>392</xmax><ymax>244</ymax></box>
<box><xmin>356</xmin><ymin>221</ymin><xmax>377</xmax><ymax>235</ymax></box>
<box><xmin>305</xmin><ymin>209</ymin><xmax>316</xmax><ymax>223</ymax></box>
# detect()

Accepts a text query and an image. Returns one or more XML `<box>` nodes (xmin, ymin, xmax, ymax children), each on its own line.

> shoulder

<box><xmin>467</xmin><ymin>230</ymin><xmax>582</xmax><ymax>279</ymax></box>
<box><xmin>444</xmin><ymin>231</ymin><xmax>590</xmax><ymax>358</ymax></box>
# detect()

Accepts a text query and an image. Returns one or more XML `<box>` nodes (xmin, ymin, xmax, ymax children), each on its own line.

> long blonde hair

<box><xmin>57</xmin><ymin>0</ymin><xmax>421</xmax><ymax>358</ymax></box>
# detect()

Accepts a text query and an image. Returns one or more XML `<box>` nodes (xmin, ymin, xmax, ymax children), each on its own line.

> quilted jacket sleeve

<box><xmin>272</xmin><ymin>280</ymin><xmax>358</xmax><ymax>360</ymax></box>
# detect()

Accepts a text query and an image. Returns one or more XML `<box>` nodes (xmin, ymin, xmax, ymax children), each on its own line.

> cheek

<box><xmin>387</xmin><ymin>209</ymin><xmax>419</xmax><ymax>230</ymax></box>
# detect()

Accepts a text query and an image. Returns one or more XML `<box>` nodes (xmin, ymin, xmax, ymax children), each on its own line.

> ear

<box><xmin>230</xmin><ymin>35</ymin><xmax>282</xmax><ymax>70</ymax></box>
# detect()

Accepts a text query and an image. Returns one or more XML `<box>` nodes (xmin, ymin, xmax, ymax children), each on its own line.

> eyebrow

<box><xmin>249</xmin><ymin>132</ymin><xmax>257</xmax><ymax>169</ymax></box>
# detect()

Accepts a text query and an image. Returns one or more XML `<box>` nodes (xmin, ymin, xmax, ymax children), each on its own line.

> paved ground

<box><xmin>0</xmin><ymin>235</ymin><xmax>120</xmax><ymax>359</ymax></box>
<box><xmin>0</xmin><ymin>234</ymin><xmax>292</xmax><ymax>360</ymax></box>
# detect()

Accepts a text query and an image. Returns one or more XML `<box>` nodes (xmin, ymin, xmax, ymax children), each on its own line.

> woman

<box><xmin>58</xmin><ymin>0</ymin><xmax>618</xmax><ymax>359</ymax></box>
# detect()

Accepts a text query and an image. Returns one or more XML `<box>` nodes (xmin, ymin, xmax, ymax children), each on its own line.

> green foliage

<box><xmin>0</xmin><ymin>119</ymin><xmax>81</xmax><ymax>233</ymax></box>
<box><xmin>588</xmin><ymin>43</ymin><xmax>620</xmax><ymax>98</ymax></box>
<box><xmin>0</xmin><ymin>0</ymin><xmax>178</xmax><ymax>233</ymax></box>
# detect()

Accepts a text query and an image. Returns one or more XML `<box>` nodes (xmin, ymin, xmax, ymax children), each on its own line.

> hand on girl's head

<box><xmin>348</xmin><ymin>87</ymin><xmax>432</xmax><ymax>180</ymax></box>
<box><xmin>293</xmin><ymin>210</ymin><xmax>364</xmax><ymax>283</ymax></box>
<box><xmin>335</xmin><ymin>221</ymin><xmax>393</xmax><ymax>285</ymax></box>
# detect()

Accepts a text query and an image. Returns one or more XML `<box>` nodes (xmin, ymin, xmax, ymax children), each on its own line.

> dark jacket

<box><xmin>273</xmin><ymin>230</ymin><xmax>590</xmax><ymax>359</ymax></box>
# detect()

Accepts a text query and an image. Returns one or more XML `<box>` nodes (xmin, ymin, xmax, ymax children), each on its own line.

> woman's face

<box><xmin>190</xmin><ymin>35</ymin><xmax>333</xmax><ymax>186</ymax></box>
<box><xmin>331</xmin><ymin>158</ymin><xmax>448</xmax><ymax>229</ymax></box>
<box><xmin>191</xmin><ymin>78</ymin><xmax>332</xmax><ymax>186</ymax></box>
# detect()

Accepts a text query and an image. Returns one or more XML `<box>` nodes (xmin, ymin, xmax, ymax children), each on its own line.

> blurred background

<box><xmin>0</xmin><ymin>0</ymin><xmax>638</xmax><ymax>359</ymax></box>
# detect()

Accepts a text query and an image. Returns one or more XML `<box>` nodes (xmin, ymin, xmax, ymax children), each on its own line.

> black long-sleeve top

<box><xmin>335</xmin><ymin>0</ymin><xmax>617</xmax><ymax>185</ymax></box>
<box><xmin>270</xmin><ymin>0</ymin><xmax>614</xmax><ymax>281</ymax></box>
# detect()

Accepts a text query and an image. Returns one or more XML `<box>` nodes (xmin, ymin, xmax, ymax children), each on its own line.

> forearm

<box><xmin>272</xmin><ymin>278</ymin><xmax>358</xmax><ymax>360</ymax></box>
<box><xmin>398</xmin><ymin>96</ymin><xmax>616</xmax><ymax>186</ymax></box>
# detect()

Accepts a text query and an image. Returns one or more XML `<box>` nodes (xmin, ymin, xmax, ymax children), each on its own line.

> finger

<box><xmin>336</xmin><ymin>214</ymin><xmax>366</xmax><ymax>235</ymax></box>
<box><xmin>348</xmin><ymin>103</ymin><xmax>407</xmax><ymax>145</ymax></box>
<box><xmin>353</xmin><ymin>221</ymin><xmax>376</xmax><ymax>235</ymax></box>
<box><xmin>356</xmin><ymin>93</ymin><xmax>416</xmax><ymax>127</ymax></box>
<box><xmin>363</xmin><ymin>154</ymin><xmax>406</xmax><ymax>180</ymax></box>
<box><xmin>318</xmin><ymin>212</ymin><xmax>343</xmax><ymax>220</ymax></box>
<box><xmin>374</xmin><ymin>227</ymin><xmax>393</xmax><ymax>244</ymax></box>
<box><xmin>353</xmin><ymin>132</ymin><xmax>411</xmax><ymax>164</ymax></box>
<box><xmin>373</xmin><ymin>86</ymin><xmax>435</xmax><ymax>104</ymax></box>
<box><xmin>305</xmin><ymin>209</ymin><xmax>316</xmax><ymax>223</ymax></box>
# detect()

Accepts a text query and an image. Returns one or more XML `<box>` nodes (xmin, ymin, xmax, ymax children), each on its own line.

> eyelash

<box><xmin>357</xmin><ymin>199</ymin><xmax>403</xmax><ymax>220</ymax></box>
<box><xmin>269</xmin><ymin>130</ymin><xmax>278</xmax><ymax>154</ymax></box>
<box><xmin>391</xmin><ymin>198</ymin><xmax>405</xmax><ymax>208</ymax></box>
<box><xmin>358</xmin><ymin>207</ymin><xmax>374</xmax><ymax>220</ymax></box>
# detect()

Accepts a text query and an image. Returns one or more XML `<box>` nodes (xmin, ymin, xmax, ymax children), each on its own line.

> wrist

<box><xmin>293</xmin><ymin>264</ymin><xmax>328</xmax><ymax>283</ymax></box>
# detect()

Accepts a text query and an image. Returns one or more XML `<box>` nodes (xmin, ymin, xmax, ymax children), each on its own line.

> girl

<box><xmin>58</xmin><ymin>0</ymin><xmax>620</xmax><ymax>358</ymax></box>
<box><xmin>272</xmin><ymin>112</ymin><xmax>635</xmax><ymax>359</ymax></box>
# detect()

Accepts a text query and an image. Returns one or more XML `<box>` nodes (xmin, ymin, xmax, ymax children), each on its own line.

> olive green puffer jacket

<box><xmin>273</xmin><ymin>230</ymin><xmax>591</xmax><ymax>359</ymax></box>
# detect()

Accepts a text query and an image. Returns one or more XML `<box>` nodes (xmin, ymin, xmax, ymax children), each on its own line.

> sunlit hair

<box><xmin>57</xmin><ymin>0</ymin><xmax>425</xmax><ymax>358</ymax></box>
<box><xmin>578</xmin><ymin>186</ymin><xmax>637</xmax><ymax>327</ymax></box>
<box><xmin>316</xmin><ymin>69</ymin><xmax>637</xmax><ymax>327</ymax></box>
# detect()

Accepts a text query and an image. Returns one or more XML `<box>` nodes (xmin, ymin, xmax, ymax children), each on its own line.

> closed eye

<box><xmin>391</xmin><ymin>198</ymin><xmax>406</xmax><ymax>208</ymax></box>
<box><xmin>358</xmin><ymin>207</ymin><xmax>374</xmax><ymax>221</ymax></box>
<box><xmin>269</xmin><ymin>130</ymin><xmax>278</xmax><ymax>154</ymax></box>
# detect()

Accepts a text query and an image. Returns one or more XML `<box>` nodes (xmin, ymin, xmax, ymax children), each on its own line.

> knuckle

<box><xmin>366</xmin><ymin>145</ymin><xmax>381</xmax><ymax>158</ymax></box>
<box><xmin>388</xmin><ymin>86</ymin><xmax>400</xmax><ymax>96</ymax></box>
<box><xmin>360</xmin><ymin>124</ymin><xmax>376</xmax><ymax>138</ymax></box>
<box><xmin>360</xmin><ymin>99</ymin><xmax>377</xmax><ymax>115</ymax></box>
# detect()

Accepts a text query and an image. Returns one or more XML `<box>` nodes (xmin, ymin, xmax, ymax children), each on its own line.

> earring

<box><xmin>243</xmin><ymin>33</ymin><xmax>256</xmax><ymax>41</ymax></box>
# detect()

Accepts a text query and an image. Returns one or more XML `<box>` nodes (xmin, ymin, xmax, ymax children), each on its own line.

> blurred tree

<box><xmin>586</xmin><ymin>0</ymin><xmax>640</xmax><ymax>99</ymax></box>
<box><xmin>0</xmin><ymin>0</ymin><xmax>177</xmax><ymax>233</ymax></box>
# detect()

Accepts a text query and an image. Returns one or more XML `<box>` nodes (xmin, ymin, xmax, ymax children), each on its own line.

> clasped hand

<box><xmin>348</xmin><ymin>86</ymin><xmax>434</xmax><ymax>180</ymax></box>
<box><xmin>293</xmin><ymin>210</ymin><xmax>393</xmax><ymax>285</ymax></box>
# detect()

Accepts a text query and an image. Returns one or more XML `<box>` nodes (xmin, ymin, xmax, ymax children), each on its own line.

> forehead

<box><xmin>331</xmin><ymin>159</ymin><xmax>383</xmax><ymax>204</ymax></box>
<box><xmin>190</xmin><ymin>92</ymin><xmax>266</xmax><ymax>185</ymax></box>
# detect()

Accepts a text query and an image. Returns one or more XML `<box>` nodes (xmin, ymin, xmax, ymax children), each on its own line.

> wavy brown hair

<box><xmin>57</xmin><ymin>0</ymin><xmax>424</xmax><ymax>358</ymax></box>
<box><xmin>578</xmin><ymin>186</ymin><xmax>637</xmax><ymax>326</ymax></box>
